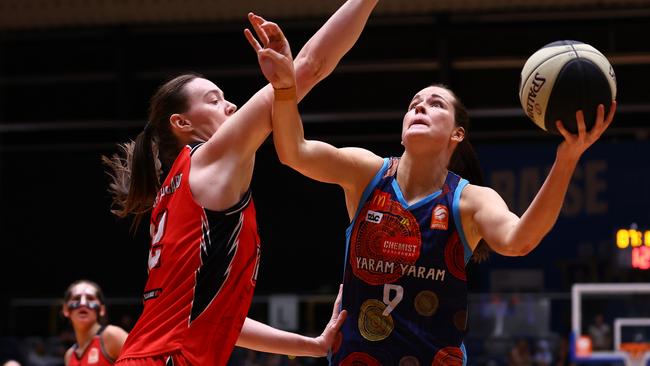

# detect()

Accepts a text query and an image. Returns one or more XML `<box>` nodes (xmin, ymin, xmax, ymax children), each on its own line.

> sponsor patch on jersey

<box><xmin>430</xmin><ymin>204</ymin><xmax>449</xmax><ymax>230</ymax></box>
<box><xmin>366</xmin><ymin>210</ymin><xmax>383</xmax><ymax>224</ymax></box>
<box><xmin>351</xmin><ymin>197</ymin><xmax>422</xmax><ymax>285</ymax></box>
<box><xmin>88</xmin><ymin>347</ymin><xmax>99</xmax><ymax>364</ymax></box>
<box><xmin>143</xmin><ymin>288</ymin><xmax>162</xmax><ymax>301</ymax></box>
<box><xmin>368</xmin><ymin>190</ymin><xmax>391</xmax><ymax>211</ymax></box>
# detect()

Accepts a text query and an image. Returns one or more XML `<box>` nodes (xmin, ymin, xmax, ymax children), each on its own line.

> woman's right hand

<box><xmin>244</xmin><ymin>13</ymin><xmax>296</xmax><ymax>89</ymax></box>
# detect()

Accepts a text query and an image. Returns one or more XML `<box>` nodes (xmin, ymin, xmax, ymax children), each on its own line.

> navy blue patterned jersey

<box><xmin>330</xmin><ymin>157</ymin><xmax>473</xmax><ymax>366</ymax></box>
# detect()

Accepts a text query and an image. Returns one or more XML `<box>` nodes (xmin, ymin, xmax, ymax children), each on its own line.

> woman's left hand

<box><xmin>313</xmin><ymin>284</ymin><xmax>347</xmax><ymax>355</ymax></box>
<box><xmin>244</xmin><ymin>13</ymin><xmax>296</xmax><ymax>89</ymax></box>
<box><xmin>556</xmin><ymin>101</ymin><xmax>617</xmax><ymax>160</ymax></box>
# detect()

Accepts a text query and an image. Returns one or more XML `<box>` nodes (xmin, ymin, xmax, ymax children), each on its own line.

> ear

<box><xmin>99</xmin><ymin>304</ymin><xmax>107</xmax><ymax>319</ymax></box>
<box><xmin>451</xmin><ymin>126</ymin><xmax>465</xmax><ymax>143</ymax></box>
<box><xmin>62</xmin><ymin>306</ymin><xmax>70</xmax><ymax>319</ymax></box>
<box><xmin>169</xmin><ymin>113</ymin><xmax>192</xmax><ymax>132</ymax></box>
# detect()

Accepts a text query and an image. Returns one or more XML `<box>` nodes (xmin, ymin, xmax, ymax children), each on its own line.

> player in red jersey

<box><xmin>63</xmin><ymin>280</ymin><xmax>128</xmax><ymax>366</ymax></box>
<box><xmin>102</xmin><ymin>1</ymin><xmax>378</xmax><ymax>365</ymax></box>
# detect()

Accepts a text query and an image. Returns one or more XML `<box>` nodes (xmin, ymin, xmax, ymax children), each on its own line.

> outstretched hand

<box><xmin>313</xmin><ymin>284</ymin><xmax>347</xmax><ymax>356</ymax></box>
<box><xmin>244</xmin><ymin>13</ymin><xmax>295</xmax><ymax>89</ymax></box>
<box><xmin>556</xmin><ymin>101</ymin><xmax>617</xmax><ymax>160</ymax></box>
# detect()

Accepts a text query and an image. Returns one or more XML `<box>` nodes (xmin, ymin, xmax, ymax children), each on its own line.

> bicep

<box><xmin>468</xmin><ymin>186</ymin><xmax>521</xmax><ymax>256</ymax></box>
<box><xmin>198</xmin><ymin>85</ymin><xmax>274</xmax><ymax>165</ymax></box>
<box><xmin>291</xmin><ymin>143</ymin><xmax>382</xmax><ymax>191</ymax></box>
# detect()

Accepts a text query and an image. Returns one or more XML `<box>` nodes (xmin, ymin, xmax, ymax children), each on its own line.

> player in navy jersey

<box><xmin>62</xmin><ymin>280</ymin><xmax>128</xmax><ymax>366</ymax></box>
<box><xmin>103</xmin><ymin>1</ymin><xmax>378</xmax><ymax>365</ymax></box>
<box><xmin>247</xmin><ymin>20</ymin><xmax>617</xmax><ymax>365</ymax></box>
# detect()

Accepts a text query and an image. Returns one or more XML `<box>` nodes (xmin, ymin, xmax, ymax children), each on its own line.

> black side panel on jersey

<box><xmin>189</xmin><ymin>190</ymin><xmax>252</xmax><ymax>322</ymax></box>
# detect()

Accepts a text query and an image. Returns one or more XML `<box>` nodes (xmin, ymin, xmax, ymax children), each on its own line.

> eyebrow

<box><xmin>204</xmin><ymin>89</ymin><xmax>223</xmax><ymax>99</ymax></box>
<box><xmin>412</xmin><ymin>93</ymin><xmax>448</xmax><ymax>103</ymax></box>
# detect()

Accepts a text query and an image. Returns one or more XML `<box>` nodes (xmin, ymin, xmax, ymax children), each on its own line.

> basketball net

<box><xmin>620</xmin><ymin>342</ymin><xmax>650</xmax><ymax>366</ymax></box>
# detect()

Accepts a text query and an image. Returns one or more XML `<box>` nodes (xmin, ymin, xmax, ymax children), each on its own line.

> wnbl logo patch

<box><xmin>430</xmin><ymin>204</ymin><xmax>448</xmax><ymax>230</ymax></box>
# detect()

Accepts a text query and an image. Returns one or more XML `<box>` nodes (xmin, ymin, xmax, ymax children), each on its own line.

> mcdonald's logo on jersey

<box><xmin>430</xmin><ymin>204</ymin><xmax>449</xmax><ymax>230</ymax></box>
<box><xmin>369</xmin><ymin>190</ymin><xmax>390</xmax><ymax>211</ymax></box>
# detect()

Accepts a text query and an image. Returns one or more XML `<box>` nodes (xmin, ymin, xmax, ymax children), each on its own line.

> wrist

<box><xmin>273</xmin><ymin>85</ymin><xmax>297</xmax><ymax>101</ymax></box>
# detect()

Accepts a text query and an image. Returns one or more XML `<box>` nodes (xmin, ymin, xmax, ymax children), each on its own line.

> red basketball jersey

<box><xmin>69</xmin><ymin>327</ymin><xmax>115</xmax><ymax>366</ymax></box>
<box><xmin>118</xmin><ymin>144</ymin><xmax>261</xmax><ymax>365</ymax></box>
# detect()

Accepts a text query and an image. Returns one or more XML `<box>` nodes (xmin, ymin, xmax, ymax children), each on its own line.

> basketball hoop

<box><xmin>620</xmin><ymin>342</ymin><xmax>650</xmax><ymax>366</ymax></box>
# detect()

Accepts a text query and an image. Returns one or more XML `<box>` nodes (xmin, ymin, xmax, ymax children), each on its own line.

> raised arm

<box><xmin>463</xmin><ymin>103</ymin><xmax>616</xmax><ymax>256</ymax></box>
<box><xmin>191</xmin><ymin>1</ymin><xmax>379</xmax><ymax>211</ymax></box>
<box><xmin>246</xmin><ymin>14</ymin><xmax>383</xmax><ymax>218</ymax></box>
<box><xmin>199</xmin><ymin>0</ymin><xmax>379</xmax><ymax>164</ymax></box>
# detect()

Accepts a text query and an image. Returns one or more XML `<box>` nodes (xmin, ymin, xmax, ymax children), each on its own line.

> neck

<box><xmin>74</xmin><ymin>322</ymin><xmax>101</xmax><ymax>350</ymax></box>
<box><xmin>397</xmin><ymin>151</ymin><xmax>449</xmax><ymax>204</ymax></box>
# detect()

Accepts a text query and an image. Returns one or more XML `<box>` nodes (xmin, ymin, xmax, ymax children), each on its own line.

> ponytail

<box><xmin>102</xmin><ymin>127</ymin><xmax>162</xmax><ymax>230</ymax></box>
<box><xmin>448</xmin><ymin>139</ymin><xmax>490</xmax><ymax>262</ymax></box>
<box><xmin>436</xmin><ymin>82</ymin><xmax>491</xmax><ymax>263</ymax></box>
<box><xmin>103</xmin><ymin>73</ymin><xmax>199</xmax><ymax>230</ymax></box>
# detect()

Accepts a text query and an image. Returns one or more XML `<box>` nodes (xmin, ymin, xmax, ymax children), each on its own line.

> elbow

<box><xmin>295</xmin><ymin>53</ymin><xmax>326</xmax><ymax>88</ymax></box>
<box><xmin>513</xmin><ymin>238</ymin><xmax>543</xmax><ymax>256</ymax></box>
<box><xmin>516</xmin><ymin>244</ymin><xmax>535</xmax><ymax>256</ymax></box>
<box><xmin>276</xmin><ymin>152</ymin><xmax>293</xmax><ymax>167</ymax></box>
<box><xmin>274</xmin><ymin>146</ymin><xmax>299</xmax><ymax>168</ymax></box>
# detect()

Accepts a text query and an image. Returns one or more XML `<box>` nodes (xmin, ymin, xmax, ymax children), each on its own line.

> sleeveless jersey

<box><xmin>330</xmin><ymin>157</ymin><xmax>473</xmax><ymax>366</ymax></box>
<box><xmin>68</xmin><ymin>326</ymin><xmax>114</xmax><ymax>366</ymax></box>
<box><xmin>118</xmin><ymin>144</ymin><xmax>261</xmax><ymax>366</ymax></box>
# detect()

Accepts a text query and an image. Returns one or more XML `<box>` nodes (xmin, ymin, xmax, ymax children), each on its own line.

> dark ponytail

<box><xmin>435</xmin><ymin>84</ymin><xmax>491</xmax><ymax>263</ymax></box>
<box><xmin>103</xmin><ymin>73</ymin><xmax>201</xmax><ymax>229</ymax></box>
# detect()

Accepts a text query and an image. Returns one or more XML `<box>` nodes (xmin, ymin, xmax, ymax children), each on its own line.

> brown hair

<box><xmin>103</xmin><ymin>73</ymin><xmax>202</xmax><ymax>228</ymax></box>
<box><xmin>432</xmin><ymin>84</ymin><xmax>490</xmax><ymax>262</ymax></box>
<box><xmin>64</xmin><ymin>279</ymin><xmax>107</xmax><ymax>325</ymax></box>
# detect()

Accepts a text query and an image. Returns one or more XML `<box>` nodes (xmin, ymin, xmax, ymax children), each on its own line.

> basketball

<box><xmin>518</xmin><ymin>40</ymin><xmax>616</xmax><ymax>134</ymax></box>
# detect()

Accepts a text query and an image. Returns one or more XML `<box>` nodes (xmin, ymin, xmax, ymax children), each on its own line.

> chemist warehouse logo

<box><xmin>430</xmin><ymin>204</ymin><xmax>448</xmax><ymax>230</ymax></box>
<box><xmin>366</xmin><ymin>210</ymin><xmax>383</xmax><ymax>224</ymax></box>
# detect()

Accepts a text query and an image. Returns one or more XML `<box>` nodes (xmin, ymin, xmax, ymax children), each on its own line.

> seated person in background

<box><xmin>62</xmin><ymin>280</ymin><xmax>128</xmax><ymax>366</ymax></box>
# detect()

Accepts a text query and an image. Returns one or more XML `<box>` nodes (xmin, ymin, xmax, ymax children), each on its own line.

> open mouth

<box><xmin>409</xmin><ymin>118</ymin><xmax>429</xmax><ymax>128</ymax></box>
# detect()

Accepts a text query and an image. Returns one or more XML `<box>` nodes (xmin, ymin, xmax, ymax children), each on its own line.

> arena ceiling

<box><xmin>2</xmin><ymin>0</ymin><xmax>650</xmax><ymax>30</ymax></box>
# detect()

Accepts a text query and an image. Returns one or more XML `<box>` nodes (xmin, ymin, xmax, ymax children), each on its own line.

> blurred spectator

<box><xmin>3</xmin><ymin>360</ymin><xmax>22</xmax><ymax>366</ymax></box>
<box><xmin>554</xmin><ymin>336</ymin><xmax>572</xmax><ymax>366</ymax></box>
<box><xmin>509</xmin><ymin>338</ymin><xmax>532</xmax><ymax>366</ymax></box>
<box><xmin>588</xmin><ymin>314</ymin><xmax>612</xmax><ymax>351</ymax></box>
<box><xmin>24</xmin><ymin>338</ymin><xmax>60</xmax><ymax>366</ymax></box>
<box><xmin>533</xmin><ymin>339</ymin><xmax>553</xmax><ymax>366</ymax></box>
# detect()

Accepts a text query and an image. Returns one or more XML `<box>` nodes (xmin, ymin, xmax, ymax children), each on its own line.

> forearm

<box><xmin>511</xmin><ymin>153</ymin><xmax>579</xmax><ymax>252</ymax></box>
<box><xmin>272</xmin><ymin>88</ymin><xmax>306</xmax><ymax>166</ymax></box>
<box><xmin>294</xmin><ymin>0</ymin><xmax>378</xmax><ymax>100</ymax></box>
<box><xmin>235</xmin><ymin>317</ymin><xmax>323</xmax><ymax>357</ymax></box>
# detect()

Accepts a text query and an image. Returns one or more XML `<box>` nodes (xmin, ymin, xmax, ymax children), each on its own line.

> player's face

<box><xmin>181</xmin><ymin>78</ymin><xmax>237</xmax><ymax>141</ymax></box>
<box><xmin>65</xmin><ymin>283</ymin><xmax>103</xmax><ymax>324</ymax></box>
<box><xmin>401</xmin><ymin>86</ymin><xmax>458</xmax><ymax>146</ymax></box>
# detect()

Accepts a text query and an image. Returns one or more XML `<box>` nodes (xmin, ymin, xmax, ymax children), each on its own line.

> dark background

<box><xmin>1</xmin><ymin>1</ymin><xmax>650</xmax><ymax>340</ymax></box>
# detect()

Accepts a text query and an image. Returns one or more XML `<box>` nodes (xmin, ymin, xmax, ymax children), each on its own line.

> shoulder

<box><xmin>339</xmin><ymin>147</ymin><xmax>383</xmax><ymax>165</ymax></box>
<box><xmin>460</xmin><ymin>184</ymin><xmax>503</xmax><ymax>209</ymax></box>
<box><xmin>101</xmin><ymin>325</ymin><xmax>128</xmax><ymax>359</ymax></box>
<box><xmin>64</xmin><ymin>346</ymin><xmax>74</xmax><ymax>366</ymax></box>
<box><xmin>337</xmin><ymin>147</ymin><xmax>384</xmax><ymax>186</ymax></box>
